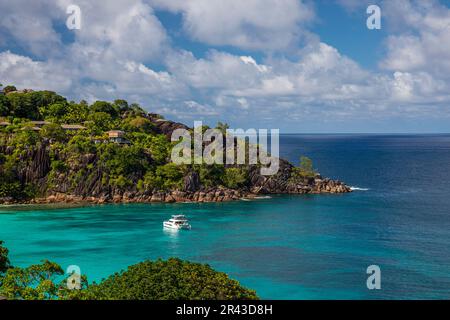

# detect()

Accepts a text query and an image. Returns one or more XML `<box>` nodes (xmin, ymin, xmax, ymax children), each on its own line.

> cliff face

<box><xmin>0</xmin><ymin>118</ymin><xmax>351</xmax><ymax>205</ymax></box>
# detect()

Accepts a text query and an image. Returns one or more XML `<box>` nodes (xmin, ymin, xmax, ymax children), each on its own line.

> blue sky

<box><xmin>0</xmin><ymin>0</ymin><xmax>449</xmax><ymax>133</ymax></box>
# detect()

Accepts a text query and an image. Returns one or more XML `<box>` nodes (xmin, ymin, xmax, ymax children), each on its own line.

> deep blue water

<box><xmin>1</xmin><ymin>134</ymin><xmax>450</xmax><ymax>299</ymax></box>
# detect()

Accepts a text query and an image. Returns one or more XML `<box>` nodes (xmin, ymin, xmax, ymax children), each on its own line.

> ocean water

<box><xmin>1</xmin><ymin>134</ymin><xmax>450</xmax><ymax>299</ymax></box>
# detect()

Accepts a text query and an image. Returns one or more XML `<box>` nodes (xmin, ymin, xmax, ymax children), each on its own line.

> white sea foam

<box><xmin>350</xmin><ymin>186</ymin><xmax>370</xmax><ymax>191</ymax></box>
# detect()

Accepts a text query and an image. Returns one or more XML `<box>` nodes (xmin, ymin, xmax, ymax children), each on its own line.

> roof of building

<box><xmin>0</xmin><ymin>121</ymin><xmax>10</xmax><ymax>126</ymax></box>
<box><xmin>107</xmin><ymin>130</ymin><xmax>125</xmax><ymax>133</ymax></box>
<box><xmin>21</xmin><ymin>126</ymin><xmax>41</xmax><ymax>131</ymax></box>
<box><xmin>61</xmin><ymin>124</ymin><xmax>86</xmax><ymax>130</ymax></box>
<box><xmin>30</xmin><ymin>121</ymin><xmax>51</xmax><ymax>125</ymax></box>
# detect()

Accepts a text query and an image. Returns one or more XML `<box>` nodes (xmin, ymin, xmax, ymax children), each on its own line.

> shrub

<box><xmin>291</xmin><ymin>156</ymin><xmax>316</xmax><ymax>180</ymax></box>
<box><xmin>155</xmin><ymin>163</ymin><xmax>185</xmax><ymax>190</ymax></box>
<box><xmin>0</xmin><ymin>94</ymin><xmax>10</xmax><ymax>116</ymax></box>
<box><xmin>40</xmin><ymin>123</ymin><xmax>66</xmax><ymax>142</ymax></box>
<box><xmin>0</xmin><ymin>240</ymin><xmax>10</xmax><ymax>273</ymax></box>
<box><xmin>82</xmin><ymin>258</ymin><xmax>258</xmax><ymax>300</ymax></box>
<box><xmin>298</xmin><ymin>156</ymin><xmax>315</xmax><ymax>178</ymax></box>
<box><xmin>3</xmin><ymin>85</ymin><xmax>17</xmax><ymax>94</ymax></box>
<box><xmin>223</xmin><ymin>167</ymin><xmax>248</xmax><ymax>189</ymax></box>
<box><xmin>198</xmin><ymin>164</ymin><xmax>225</xmax><ymax>187</ymax></box>
<box><xmin>0</xmin><ymin>243</ymin><xmax>258</xmax><ymax>301</ymax></box>
<box><xmin>0</xmin><ymin>260</ymin><xmax>64</xmax><ymax>300</ymax></box>
<box><xmin>90</xmin><ymin>101</ymin><xmax>118</xmax><ymax>118</ymax></box>
<box><xmin>124</xmin><ymin>116</ymin><xmax>154</xmax><ymax>133</ymax></box>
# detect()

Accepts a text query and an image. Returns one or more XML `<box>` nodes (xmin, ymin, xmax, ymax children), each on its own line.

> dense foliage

<box><xmin>0</xmin><ymin>86</ymin><xmax>251</xmax><ymax>201</ymax></box>
<box><xmin>291</xmin><ymin>156</ymin><xmax>316</xmax><ymax>181</ymax></box>
<box><xmin>0</xmin><ymin>260</ymin><xmax>65</xmax><ymax>300</ymax></box>
<box><xmin>0</xmin><ymin>241</ymin><xmax>10</xmax><ymax>273</ymax></box>
<box><xmin>0</xmin><ymin>242</ymin><xmax>257</xmax><ymax>300</ymax></box>
<box><xmin>81</xmin><ymin>258</ymin><xmax>258</xmax><ymax>300</ymax></box>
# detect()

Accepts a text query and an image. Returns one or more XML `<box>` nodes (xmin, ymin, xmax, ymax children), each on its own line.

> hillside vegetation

<box><xmin>0</xmin><ymin>85</ymin><xmax>350</xmax><ymax>204</ymax></box>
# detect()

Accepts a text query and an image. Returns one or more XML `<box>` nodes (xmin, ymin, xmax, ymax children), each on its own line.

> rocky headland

<box><xmin>0</xmin><ymin>89</ymin><xmax>351</xmax><ymax>206</ymax></box>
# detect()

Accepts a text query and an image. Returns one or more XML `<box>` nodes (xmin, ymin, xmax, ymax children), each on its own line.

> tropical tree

<box><xmin>298</xmin><ymin>156</ymin><xmax>315</xmax><ymax>177</ymax></box>
<box><xmin>0</xmin><ymin>260</ymin><xmax>64</xmax><ymax>300</ymax></box>
<box><xmin>90</xmin><ymin>101</ymin><xmax>118</xmax><ymax>118</ymax></box>
<box><xmin>2</xmin><ymin>85</ymin><xmax>16</xmax><ymax>94</ymax></box>
<box><xmin>223</xmin><ymin>167</ymin><xmax>248</xmax><ymax>189</ymax></box>
<box><xmin>0</xmin><ymin>94</ymin><xmax>10</xmax><ymax>116</ymax></box>
<box><xmin>81</xmin><ymin>258</ymin><xmax>258</xmax><ymax>300</ymax></box>
<box><xmin>40</xmin><ymin>102</ymin><xmax>68</xmax><ymax>121</ymax></box>
<box><xmin>6</xmin><ymin>92</ymin><xmax>39</xmax><ymax>119</ymax></box>
<box><xmin>0</xmin><ymin>243</ymin><xmax>258</xmax><ymax>300</ymax></box>
<box><xmin>0</xmin><ymin>240</ymin><xmax>10</xmax><ymax>273</ymax></box>
<box><xmin>87</xmin><ymin>112</ymin><xmax>114</xmax><ymax>133</ymax></box>
<box><xmin>40</xmin><ymin>123</ymin><xmax>67</xmax><ymax>142</ymax></box>
<box><xmin>216</xmin><ymin>121</ymin><xmax>230</xmax><ymax>134</ymax></box>
<box><xmin>113</xmin><ymin>99</ymin><xmax>129</xmax><ymax>112</ymax></box>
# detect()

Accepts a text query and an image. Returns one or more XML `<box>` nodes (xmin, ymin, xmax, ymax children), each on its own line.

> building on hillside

<box><xmin>30</xmin><ymin>121</ymin><xmax>51</xmax><ymax>127</ymax></box>
<box><xmin>0</xmin><ymin>121</ymin><xmax>10</xmax><ymax>127</ymax></box>
<box><xmin>21</xmin><ymin>126</ymin><xmax>41</xmax><ymax>132</ymax></box>
<box><xmin>106</xmin><ymin>130</ymin><xmax>130</xmax><ymax>145</ymax></box>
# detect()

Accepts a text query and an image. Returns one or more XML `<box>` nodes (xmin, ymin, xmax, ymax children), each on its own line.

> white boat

<box><xmin>163</xmin><ymin>215</ymin><xmax>191</xmax><ymax>230</ymax></box>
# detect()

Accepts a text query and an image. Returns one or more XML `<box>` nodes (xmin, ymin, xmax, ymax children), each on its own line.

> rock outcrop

<box><xmin>0</xmin><ymin>118</ymin><xmax>351</xmax><ymax>205</ymax></box>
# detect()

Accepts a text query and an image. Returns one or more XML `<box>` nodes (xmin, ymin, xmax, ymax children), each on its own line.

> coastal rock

<box><xmin>150</xmin><ymin>193</ymin><xmax>165</xmax><ymax>202</ymax></box>
<box><xmin>165</xmin><ymin>194</ymin><xmax>176</xmax><ymax>203</ymax></box>
<box><xmin>0</xmin><ymin>115</ymin><xmax>352</xmax><ymax>205</ymax></box>
<box><xmin>183</xmin><ymin>171</ymin><xmax>200</xmax><ymax>192</ymax></box>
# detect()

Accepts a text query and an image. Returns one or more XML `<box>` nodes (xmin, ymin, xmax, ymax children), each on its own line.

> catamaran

<box><xmin>163</xmin><ymin>215</ymin><xmax>192</xmax><ymax>230</ymax></box>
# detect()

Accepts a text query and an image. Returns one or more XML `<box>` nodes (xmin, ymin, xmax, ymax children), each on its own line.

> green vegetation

<box><xmin>0</xmin><ymin>242</ymin><xmax>257</xmax><ymax>300</ymax></box>
<box><xmin>223</xmin><ymin>167</ymin><xmax>249</xmax><ymax>189</ymax></box>
<box><xmin>291</xmin><ymin>156</ymin><xmax>316</xmax><ymax>181</ymax></box>
<box><xmin>82</xmin><ymin>258</ymin><xmax>257</xmax><ymax>300</ymax></box>
<box><xmin>0</xmin><ymin>86</ymin><xmax>252</xmax><ymax>201</ymax></box>
<box><xmin>0</xmin><ymin>260</ymin><xmax>65</xmax><ymax>300</ymax></box>
<box><xmin>0</xmin><ymin>241</ymin><xmax>10</xmax><ymax>273</ymax></box>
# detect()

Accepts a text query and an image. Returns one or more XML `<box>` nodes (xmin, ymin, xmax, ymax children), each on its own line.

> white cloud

<box><xmin>0</xmin><ymin>0</ymin><xmax>186</xmax><ymax>104</ymax></box>
<box><xmin>165</xmin><ymin>50</ymin><xmax>268</xmax><ymax>90</ymax></box>
<box><xmin>57</xmin><ymin>0</ymin><xmax>168</xmax><ymax>62</ymax></box>
<box><xmin>0</xmin><ymin>0</ymin><xmax>64</xmax><ymax>57</ymax></box>
<box><xmin>150</xmin><ymin>0</ymin><xmax>314</xmax><ymax>50</ymax></box>
<box><xmin>0</xmin><ymin>51</ymin><xmax>71</xmax><ymax>91</ymax></box>
<box><xmin>0</xmin><ymin>0</ymin><xmax>449</xmax><ymax>131</ymax></box>
<box><xmin>381</xmin><ymin>0</ymin><xmax>450</xmax><ymax>78</ymax></box>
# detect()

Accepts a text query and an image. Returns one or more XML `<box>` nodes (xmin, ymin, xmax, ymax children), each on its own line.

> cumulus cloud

<box><xmin>0</xmin><ymin>51</ymin><xmax>71</xmax><ymax>91</ymax></box>
<box><xmin>0</xmin><ymin>0</ymin><xmax>64</xmax><ymax>57</ymax></box>
<box><xmin>0</xmin><ymin>0</ymin><xmax>185</xmax><ymax>103</ymax></box>
<box><xmin>0</xmin><ymin>0</ymin><xmax>449</xmax><ymax>131</ymax></box>
<box><xmin>381</xmin><ymin>0</ymin><xmax>450</xmax><ymax>77</ymax></box>
<box><xmin>57</xmin><ymin>0</ymin><xmax>169</xmax><ymax>62</ymax></box>
<box><xmin>150</xmin><ymin>0</ymin><xmax>314</xmax><ymax>50</ymax></box>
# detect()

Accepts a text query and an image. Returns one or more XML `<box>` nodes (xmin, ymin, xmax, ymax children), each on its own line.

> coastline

<box><xmin>0</xmin><ymin>179</ymin><xmax>352</xmax><ymax>206</ymax></box>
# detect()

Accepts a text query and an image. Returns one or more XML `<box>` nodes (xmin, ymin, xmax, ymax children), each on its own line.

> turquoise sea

<box><xmin>1</xmin><ymin>134</ymin><xmax>450</xmax><ymax>299</ymax></box>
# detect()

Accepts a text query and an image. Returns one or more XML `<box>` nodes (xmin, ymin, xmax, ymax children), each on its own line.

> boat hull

<box><xmin>163</xmin><ymin>222</ymin><xmax>191</xmax><ymax>230</ymax></box>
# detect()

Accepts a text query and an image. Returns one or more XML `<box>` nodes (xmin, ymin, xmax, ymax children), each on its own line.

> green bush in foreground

<box><xmin>81</xmin><ymin>258</ymin><xmax>258</xmax><ymax>300</ymax></box>
<box><xmin>0</xmin><ymin>242</ymin><xmax>258</xmax><ymax>300</ymax></box>
<box><xmin>0</xmin><ymin>241</ymin><xmax>10</xmax><ymax>273</ymax></box>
